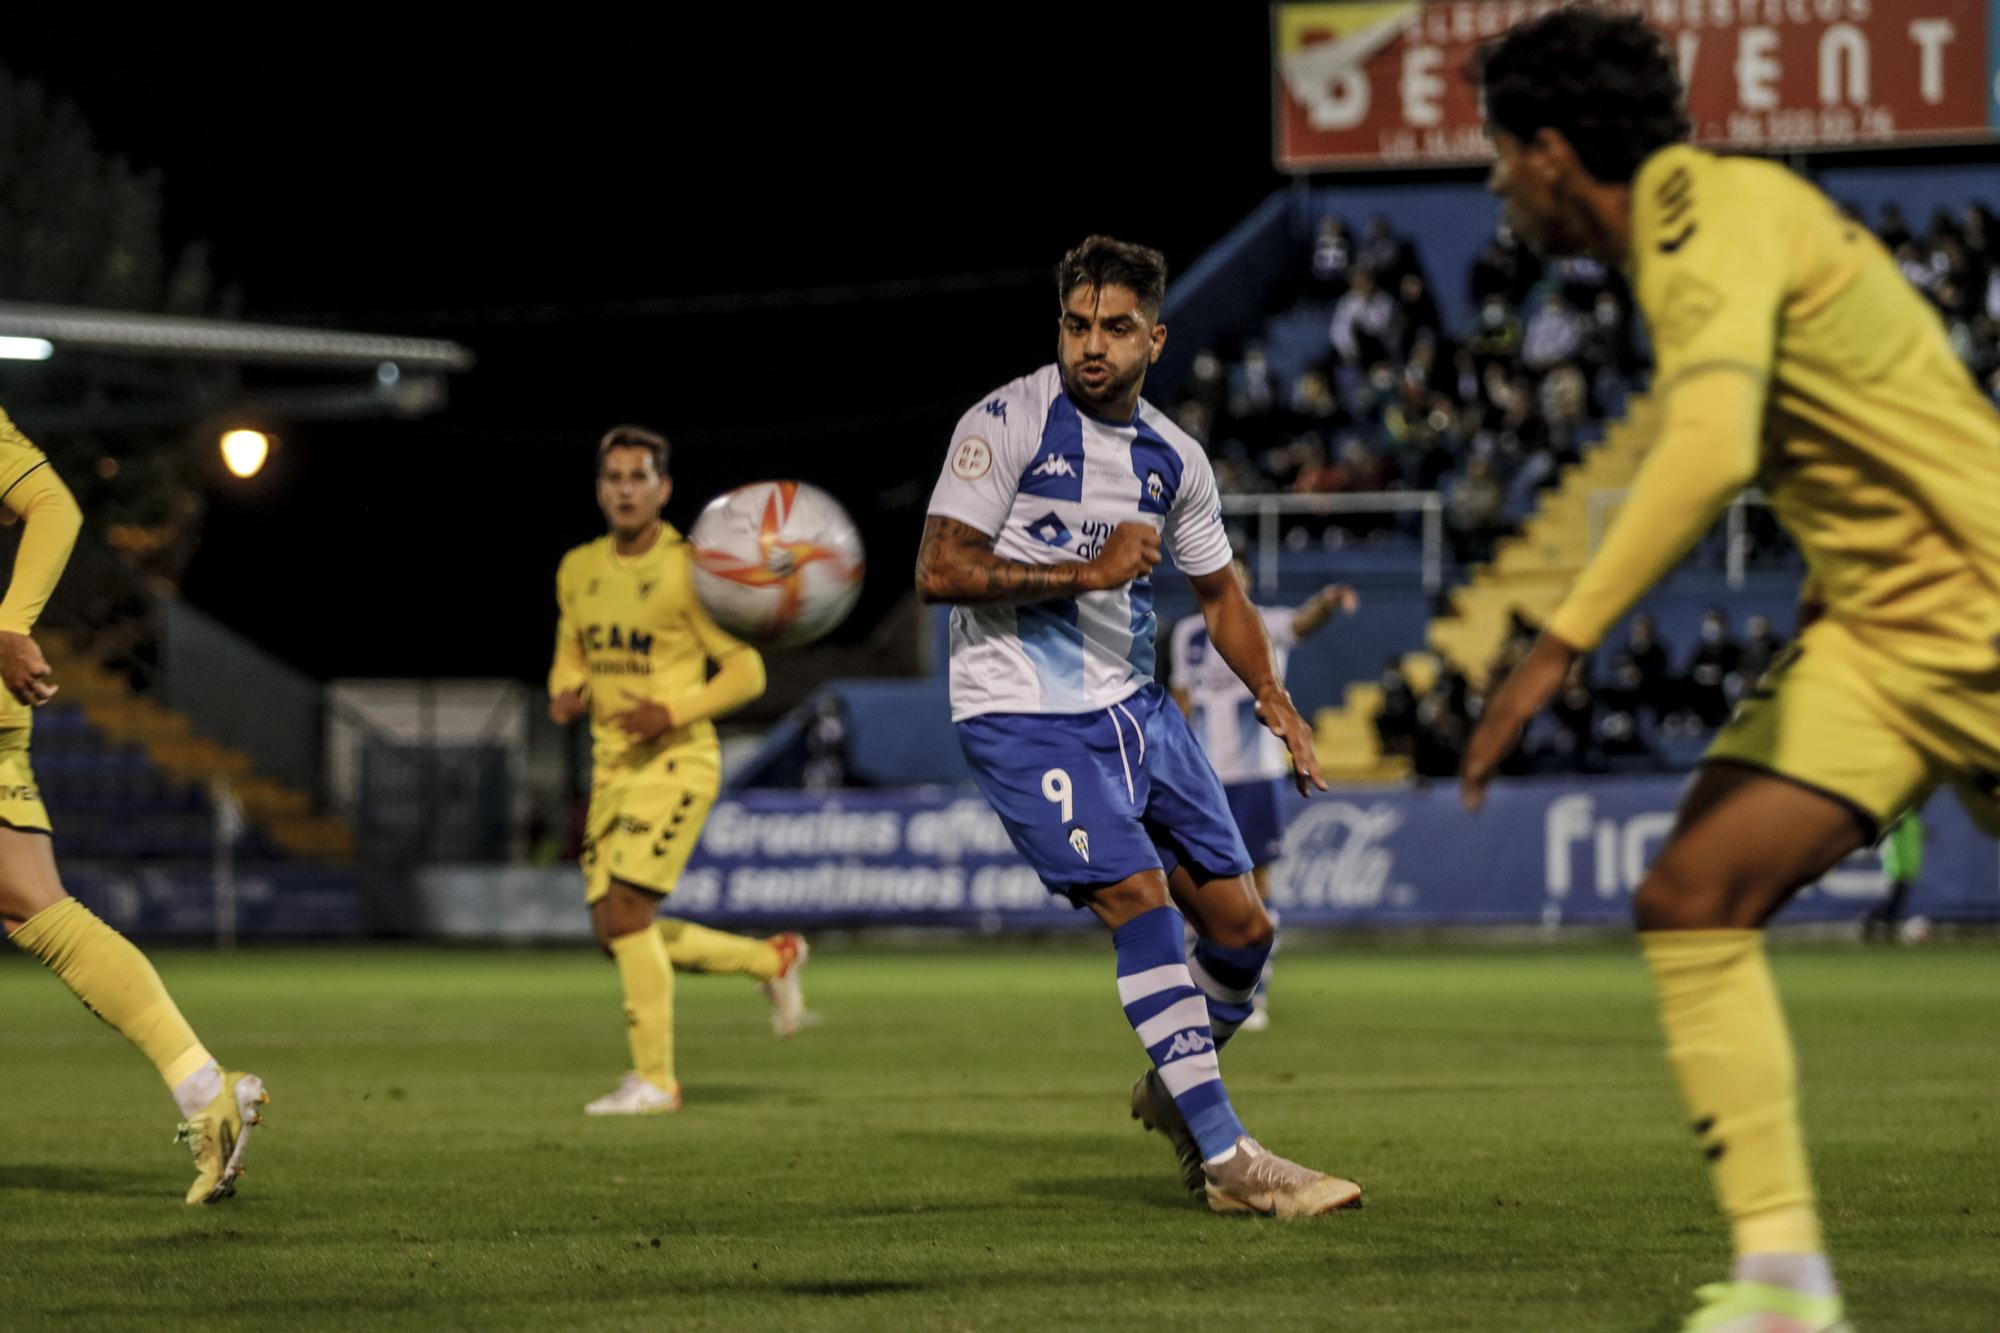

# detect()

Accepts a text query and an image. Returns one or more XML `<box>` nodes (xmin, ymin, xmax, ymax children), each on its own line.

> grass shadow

<box><xmin>0</xmin><ymin>1163</ymin><xmax>161</xmax><ymax>1198</ymax></box>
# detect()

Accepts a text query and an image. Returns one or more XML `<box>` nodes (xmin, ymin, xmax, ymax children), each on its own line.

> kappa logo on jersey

<box><xmin>1028</xmin><ymin>512</ymin><xmax>1072</xmax><ymax>547</ymax></box>
<box><xmin>983</xmin><ymin>399</ymin><xmax>1008</xmax><ymax>424</ymax></box>
<box><xmin>1158</xmin><ymin>1030</ymin><xmax>1214</xmax><ymax>1061</ymax></box>
<box><xmin>1031</xmin><ymin>454</ymin><xmax>1078</xmax><ymax>480</ymax></box>
<box><xmin>1068</xmin><ymin>827</ymin><xmax>1090</xmax><ymax>862</ymax></box>
<box><xmin>637</xmin><ymin>581</ymin><xmax>655</xmax><ymax>600</ymax></box>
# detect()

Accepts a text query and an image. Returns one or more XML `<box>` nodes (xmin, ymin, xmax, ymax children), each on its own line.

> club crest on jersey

<box><xmin>1028</xmin><ymin>512</ymin><xmax>1072</xmax><ymax>548</ymax></box>
<box><xmin>1145</xmin><ymin>471</ymin><xmax>1165</xmax><ymax>504</ymax></box>
<box><xmin>1068</xmin><ymin>827</ymin><xmax>1090</xmax><ymax>862</ymax></box>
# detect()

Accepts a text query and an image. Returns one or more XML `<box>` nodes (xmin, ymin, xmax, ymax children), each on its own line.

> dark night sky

<box><xmin>5</xmin><ymin>12</ymin><xmax>1289</xmax><ymax>682</ymax></box>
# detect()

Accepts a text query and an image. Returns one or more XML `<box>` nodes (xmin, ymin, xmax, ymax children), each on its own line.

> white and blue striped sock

<box><xmin>1188</xmin><ymin>934</ymin><xmax>1269</xmax><ymax>1046</ymax></box>
<box><xmin>1115</xmin><ymin>905</ymin><xmax>1246</xmax><ymax>1162</ymax></box>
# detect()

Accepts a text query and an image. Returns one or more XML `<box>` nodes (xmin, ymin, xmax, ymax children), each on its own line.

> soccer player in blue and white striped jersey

<box><xmin>916</xmin><ymin>236</ymin><xmax>1361</xmax><ymax>1217</ymax></box>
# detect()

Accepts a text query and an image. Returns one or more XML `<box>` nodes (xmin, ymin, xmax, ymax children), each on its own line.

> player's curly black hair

<box><xmin>597</xmin><ymin>424</ymin><xmax>669</xmax><ymax>476</ymax></box>
<box><xmin>1475</xmin><ymin>8</ymin><xmax>1691</xmax><ymax>184</ymax></box>
<box><xmin>1056</xmin><ymin>235</ymin><xmax>1168</xmax><ymax>317</ymax></box>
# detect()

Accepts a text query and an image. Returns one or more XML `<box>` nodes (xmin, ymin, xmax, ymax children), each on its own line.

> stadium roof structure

<box><xmin>0</xmin><ymin>302</ymin><xmax>476</xmax><ymax>434</ymax></box>
<box><xmin>0</xmin><ymin>301</ymin><xmax>473</xmax><ymax>371</ymax></box>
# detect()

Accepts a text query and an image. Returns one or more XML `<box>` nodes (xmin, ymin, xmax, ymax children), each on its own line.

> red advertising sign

<box><xmin>1275</xmin><ymin>1</ymin><xmax>2000</xmax><ymax>170</ymax></box>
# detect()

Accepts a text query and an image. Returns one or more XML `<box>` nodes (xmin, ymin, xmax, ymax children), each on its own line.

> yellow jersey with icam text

<box><xmin>549</xmin><ymin>525</ymin><xmax>762</xmax><ymax>777</ymax></box>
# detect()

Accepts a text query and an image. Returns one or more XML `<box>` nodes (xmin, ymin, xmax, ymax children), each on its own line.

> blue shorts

<box><xmin>957</xmin><ymin>682</ymin><xmax>1254</xmax><ymax>904</ymax></box>
<box><xmin>1223</xmin><ymin>777</ymin><xmax>1290</xmax><ymax>867</ymax></box>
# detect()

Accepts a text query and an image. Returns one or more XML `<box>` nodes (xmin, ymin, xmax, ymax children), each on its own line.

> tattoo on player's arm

<box><xmin>916</xmin><ymin>515</ymin><xmax>1087</xmax><ymax>606</ymax></box>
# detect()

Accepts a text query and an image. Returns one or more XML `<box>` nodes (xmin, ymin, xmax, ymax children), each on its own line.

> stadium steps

<box><xmin>37</xmin><ymin>631</ymin><xmax>356</xmax><ymax>863</ymax></box>
<box><xmin>1308</xmin><ymin>648</ymin><xmax>1440</xmax><ymax>784</ymax></box>
<box><xmin>1426</xmin><ymin>395</ymin><xmax>1665</xmax><ymax>683</ymax></box>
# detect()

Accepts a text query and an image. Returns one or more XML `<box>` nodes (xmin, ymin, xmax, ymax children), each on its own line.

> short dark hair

<box><xmin>597</xmin><ymin>424</ymin><xmax>669</xmax><ymax>476</ymax></box>
<box><xmin>1056</xmin><ymin>235</ymin><xmax>1168</xmax><ymax>317</ymax></box>
<box><xmin>1475</xmin><ymin>10</ymin><xmax>1691</xmax><ymax>184</ymax></box>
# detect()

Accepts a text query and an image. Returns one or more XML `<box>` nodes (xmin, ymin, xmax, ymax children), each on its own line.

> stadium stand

<box><xmin>744</xmin><ymin>169</ymin><xmax>1998</xmax><ymax>795</ymax></box>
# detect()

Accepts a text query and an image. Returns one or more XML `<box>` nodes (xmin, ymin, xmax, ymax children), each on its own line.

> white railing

<box><xmin>1219</xmin><ymin>491</ymin><xmax>1445</xmax><ymax>594</ymax></box>
<box><xmin>1587</xmin><ymin>487</ymin><xmax>1772</xmax><ymax>588</ymax></box>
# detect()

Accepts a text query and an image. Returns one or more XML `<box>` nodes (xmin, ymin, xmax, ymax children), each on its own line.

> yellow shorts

<box><xmin>0</xmin><ymin>728</ymin><xmax>52</xmax><ymax>835</ymax></box>
<box><xmin>581</xmin><ymin>754</ymin><xmax>719</xmax><ymax>904</ymax></box>
<box><xmin>1706</xmin><ymin>617</ymin><xmax>2000</xmax><ymax>838</ymax></box>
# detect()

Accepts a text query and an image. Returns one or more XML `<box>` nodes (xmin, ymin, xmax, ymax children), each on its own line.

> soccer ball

<box><xmin>689</xmin><ymin>481</ymin><xmax>865</xmax><ymax>649</ymax></box>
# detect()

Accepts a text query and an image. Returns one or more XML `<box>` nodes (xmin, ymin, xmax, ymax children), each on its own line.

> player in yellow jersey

<box><xmin>549</xmin><ymin>425</ymin><xmax>811</xmax><ymax>1116</ymax></box>
<box><xmin>1462</xmin><ymin>12</ymin><xmax>2000</xmax><ymax>1331</ymax></box>
<box><xmin>0</xmin><ymin>406</ymin><xmax>268</xmax><ymax>1205</ymax></box>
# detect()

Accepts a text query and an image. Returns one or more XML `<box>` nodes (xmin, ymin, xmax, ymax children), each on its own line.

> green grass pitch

<box><xmin>1</xmin><ymin>940</ymin><xmax>1993</xmax><ymax>1330</ymax></box>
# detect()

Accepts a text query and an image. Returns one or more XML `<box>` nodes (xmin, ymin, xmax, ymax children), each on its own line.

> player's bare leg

<box><xmin>1635</xmin><ymin>761</ymin><xmax>1869</xmax><ymax>1329</ymax></box>
<box><xmin>1097</xmin><ymin>869</ymin><xmax>1356</xmax><ymax>1215</ymax></box>
<box><xmin>1</xmin><ymin>829</ymin><xmax>266</xmax><ymax>1203</ymax></box>
<box><xmin>586</xmin><ymin>879</ymin><xmax>681</xmax><ymax>1114</ymax></box>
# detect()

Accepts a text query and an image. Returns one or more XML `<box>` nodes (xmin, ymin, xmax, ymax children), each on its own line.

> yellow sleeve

<box><xmin>0</xmin><ymin>462</ymin><xmax>82</xmax><ymax>636</ymax></box>
<box><xmin>664</xmin><ymin>566</ymin><xmax>766</xmax><ymax>727</ymax></box>
<box><xmin>1546</xmin><ymin>369</ymin><xmax>1763</xmax><ymax>650</ymax></box>
<box><xmin>1630</xmin><ymin>151</ymin><xmax>1784</xmax><ymax>392</ymax></box>
<box><xmin>547</xmin><ymin>555</ymin><xmax>589</xmax><ymax>699</ymax></box>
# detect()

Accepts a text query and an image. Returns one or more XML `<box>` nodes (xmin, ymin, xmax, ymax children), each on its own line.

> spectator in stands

<box><xmin>1286</xmin><ymin>370</ymin><xmax>1350</xmax><ymax>441</ymax></box>
<box><xmin>1307</xmin><ymin>215</ymin><xmax>1354</xmax><ymax>301</ymax></box>
<box><xmin>1374</xmin><ymin>658</ymin><xmax>1418</xmax><ymax>759</ymax></box>
<box><xmin>801</xmin><ymin>694</ymin><xmax>853</xmax><ymax>791</ymax></box>
<box><xmin>1412</xmin><ymin>666</ymin><xmax>1470</xmax><ymax>778</ymax></box>
<box><xmin>1625</xmin><ymin>612</ymin><xmax>1677</xmax><ymax>723</ymax></box>
<box><xmin>1733</xmin><ymin>613</ymin><xmax>1786</xmax><ymax>692</ymax></box>
<box><xmin>1228</xmin><ymin>344</ymin><xmax>1282</xmax><ymax>454</ymax></box>
<box><xmin>1395</xmin><ymin>273</ymin><xmax>1445</xmax><ymax>353</ymax></box>
<box><xmin>1579</xmin><ymin>291</ymin><xmax>1639</xmax><ymax>382</ymax></box>
<box><xmin>1174</xmin><ymin>400</ymin><xmax>1213</xmax><ymax>447</ymax></box>
<box><xmin>1548</xmin><ymin>657</ymin><xmax>1599</xmax><ymax>772</ymax></box>
<box><xmin>1877</xmin><ymin>201</ymin><xmax>1912</xmax><ymax>252</ymax></box>
<box><xmin>1522</xmin><ymin>292</ymin><xmax>1589</xmax><ymax>371</ymax></box>
<box><xmin>1597</xmin><ymin>652</ymin><xmax>1660</xmax><ymax>765</ymax></box>
<box><xmin>1468</xmin><ymin>295</ymin><xmax>1525</xmax><ymax>365</ymax></box>
<box><xmin>1185</xmin><ymin>348</ymin><xmax>1228</xmax><ymax>425</ymax></box>
<box><xmin>1684</xmin><ymin>607</ymin><xmax>1741</xmax><ymax>729</ymax></box>
<box><xmin>1446</xmin><ymin>454</ymin><xmax>1505</xmax><ymax>565</ymax></box>
<box><xmin>1470</xmin><ymin>220</ymin><xmax>1543</xmax><ymax>308</ymax></box>
<box><xmin>1330</xmin><ymin>268</ymin><xmax>1396</xmax><ymax>368</ymax></box>
<box><xmin>1358</xmin><ymin>214</ymin><xmax>1418</xmax><ymax>285</ymax></box>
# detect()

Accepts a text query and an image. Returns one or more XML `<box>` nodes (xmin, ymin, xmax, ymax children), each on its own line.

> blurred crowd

<box><xmin>1376</xmin><ymin>606</ymin><xmax>1790</xmax><ymax>779</ymax></box>
<box><xmin>1172</xmin><ymin>199</ymin><xmax>2000</xmax><ymax>568</ymax></box>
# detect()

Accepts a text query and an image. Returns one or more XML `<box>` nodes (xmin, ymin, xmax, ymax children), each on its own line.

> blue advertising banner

<box><xmin>604</xmin><ymin>780</ymin><xmax>1996</xmax><ymax>932</ymax></box>
<box><xmin>63</xmin><ymin>862</ymin><xmax>367</xmax><ymax>938</ymax></box>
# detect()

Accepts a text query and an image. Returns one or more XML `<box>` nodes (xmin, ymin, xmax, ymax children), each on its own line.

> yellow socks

<box><xmin>10</xmin><ymin>898</ymin><xmax>213</xmax><ymax>1090</ymax></box>
<box><xmin>609</xmin><ymin>927</ymin><xmax>676</xmax><ymax>1091</ymax></box>
<box><xmin>1642</xmin><ymin>929</ymin><xmax>1824</xmax><ymax>1256</ymax></box>
<box><xmin>656</xmin><ymin>917</ymin><xmax>781</xmax><ymax>981</ymax></box>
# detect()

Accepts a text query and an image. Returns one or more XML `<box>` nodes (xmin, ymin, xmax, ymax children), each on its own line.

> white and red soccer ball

<box><xmin>690</xmin><ymin>481</ymin><xmax>865</xmax><ymax>649</ymax></box>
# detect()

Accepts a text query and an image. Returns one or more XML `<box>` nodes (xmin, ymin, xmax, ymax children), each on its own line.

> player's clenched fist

<box><xmin>1084</xmin><ymin>522</ymin><xmax>1161</xmax><ymax>590</ymax></box>
<box><xmin>0</xmin><ymin>631</ymin><xmax>57</xmax><ymax>707</ymax></box>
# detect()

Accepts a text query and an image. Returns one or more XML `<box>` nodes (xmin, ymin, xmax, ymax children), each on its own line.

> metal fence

<box><xmin>1588</xmin><ymin>488</ymin><xmax>1778</xmax><ymax>588</ymax></box>
<box><xmin>1220</xmin><ymin>490</ymin><xmax>1446</xmax><ymax>594</ymax></box>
